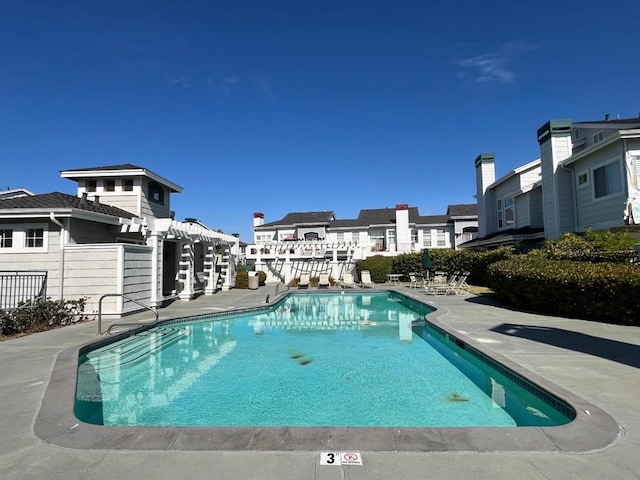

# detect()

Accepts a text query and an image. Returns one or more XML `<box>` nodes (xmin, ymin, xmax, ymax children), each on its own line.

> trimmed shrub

<box><xmin>486</xmin><ymin>255</ymin><xmax>640</xmax><ymax>325</ymax></box>
<box><xmin>1</xmin><ymin>297</ymin><xmax>89</xmax><ymax>337</ymax></box>
<box><xmin>258</xmin><ymin>271</ymin><xmax>267</xmax><ymax>286</ymax></box>
<box><xmin>356</xmin><ymin>256</ymin><xmax>393</xmax><ymax>283</ymax></box>
<box><xmin>388</xmin><ymin>248</ymin><xmax>514</xmax><ymax>286</ymax></box>
<box><xmin>235</xmin><ymin>270</ymin><xmax>249</xmax><ymax>289</ymax></box>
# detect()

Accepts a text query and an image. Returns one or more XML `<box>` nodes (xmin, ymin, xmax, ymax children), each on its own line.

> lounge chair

<box><xmin>318</xmin><ymin>273</ymin><xmax>331</xmax><ymax>289</ymax></box>
<box><xmin>359</xmin><ymin>270</ymin><xmax>375</xmax><ymax>288</ymax></box>
<box><xmin>340</xmin><ymin>272</ymin><xmax>357</xmax><ymax>288</ymax></box>
<box><xmin>298</xmin><ymin>274</ymin><xmax>310</xmax><ymax>289</ymax></box>
<box><xmin>425</xmin><ymin>271</ymin><xmax>470</xmax><ymax>296</ymax></box>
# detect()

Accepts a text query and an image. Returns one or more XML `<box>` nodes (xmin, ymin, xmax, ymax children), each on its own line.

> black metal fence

<box><xmin>0</xmin><ymin>271</ymin><xmax>48</xmax><ymax>311</ymax></box>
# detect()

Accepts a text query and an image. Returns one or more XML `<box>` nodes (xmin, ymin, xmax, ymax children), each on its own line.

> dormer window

<box><xmin>148</xmin><ymin>182</ymin><xmax>165</xmax><ymax>204</ymax></box>
<box><xmin>104</xmin><ymin>179</ymin><xmax>116</xmax><ymax>192</ymax></box>
<box><xmin>592</xmin><ymin>130</ymin><xmax>604</xmax><ymax>144</ymax></box>
<box><xmin>123</xmin><ymin>179</ymin><xmax>134</xmax><ymax>191</ymax></box>
<box><xmin>86</xmin><ymin>180</ymin><xmax>97</xmax><ymax>192</ymax></box>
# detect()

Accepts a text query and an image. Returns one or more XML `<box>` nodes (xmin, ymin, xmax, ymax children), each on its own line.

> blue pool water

<box><xmin>75</xmin><ymin>292</ymin><xmax>574</xmax><ymax>427</ymax></box>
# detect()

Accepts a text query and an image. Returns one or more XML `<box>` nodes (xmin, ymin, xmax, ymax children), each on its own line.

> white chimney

<box><xmin>475</xmin><ymin>153</ymin><xmax>495</xmax><ymax>238</ymax></box>
<box><xmin>537</xmin><ymin>119</ymin><xmax>573</xmax><ymax>240</ymax></box>
<box><xmin>253</xmin><ymin>212</ymin><xmax>264</xmax><ymax>227</ymax></box>
<box><xmin>395</xmin><ymin>204</ymin><xmax>411</xmax><ymax>252</ymax></box>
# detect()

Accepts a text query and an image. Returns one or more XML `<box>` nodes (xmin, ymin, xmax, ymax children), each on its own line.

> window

<box><xmin>0</xmin><ymin>229</ymin><xmax>13</xmax><ymax>248</ymax></box>
<box><xmin>573</xmin><ymin>128</ymin><xmax>581</xmax><ymax>140</ymax></box>
<box><xmin>123</xmin><ymin>179</ymin><xmax>134</xmax><ymax>191</ymax></box>
<box><xmin>86</xmin><ymin>180</ymin><xmax>97</xmax><ymax>192</ymax></box>
<box><xmin>592</xmin><ymin>130</ymin><xmax>604</xmax><ymax>144</ymax></box>
<box><xmin>411</xmin><ymin>229</ymin><xmax>418</xmax><ymax>244</ymax></box>
<box><xmin>423</xmin><ymin>231</ymin><xmax>432</xmax><ymax>247</ymax></box>
<box><xmin>436</xmin><ymin>229</ymin><xmax>446</xmax><ymax>247</ymax></box>
<box><xmin>496</xmin><ymin>198</ymin><xmax>503</xmax><ymax>228</ymax></box>
<box><xmin>104</xmin><ymin>179</ymin><xmax>116</xmax><ymax>192</ymax></box>
<box><xmin>25</xmin><ymin>228</ymin><xmax>44</xmax><ymax>248</ymax></box>
<box><xmin>370</xmin><ymin>229</ymin><xmax>385</xmax><ymax>251</ymax></box>
<box><xmin>336</xmin><ymin>231</ymin><xmax>345</xmax><ymax>242</ymax></box>
<box><xmin>504</xmin><ymin>197</ymin><xmax>515</xmax><ymax>227</ymax></box>
<box><xmin>148</xmin><ymin>182</ymin><xmax>165</xmax><ymax>204</ymax></box>
<box><xmin>577</xmin><ymin>172</ymin><xmax>589</xmax><ymax>188</ymax></box>
<box><xmin>593</xmin><ymin>161</ymin><xmax>622</xmax><ymax>199</ymax></box>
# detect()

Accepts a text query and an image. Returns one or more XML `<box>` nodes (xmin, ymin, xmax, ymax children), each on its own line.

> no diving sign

<box><xmin>320</xmin><ymin>452</ymin><xmax>363</xmax><ymax>466</ymax></box>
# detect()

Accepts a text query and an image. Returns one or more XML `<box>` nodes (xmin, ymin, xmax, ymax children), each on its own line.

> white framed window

<box><xmin>0</xmin><ymin>224</ymin><xmax>48</xmax><ymax>253</ymax></box>
<box><xmin>104</xmin><ymin>179</ymin><xmax>116</xmax><ymax>192</ymax></box>
<box><xmin>123</xmin><ymin>178</ymin><xmax>134</xmax><ymax>191</ymax></box>
<box><xmin>592</xmin><ymin>130</ymin><xmax>604</xmax><ymax>145</ymax></box>
<box><xmin>577</xmin><ymin>171</ymin><xmax>589</xmax><ymax>188</ymax></box>
<box><xmin>86</xmin><ymin>180</ymin><xmax>97</xmax><ymax>192</ymax></box>
<box><xmin>369</xmin><ymin>229</ymin><xmax>385</xmax><ymax>251</ymax></box>
<box><xmin>423</xmin><ymin>230</ymin><xmax>432</xmax><ymax>247</ymax></box>
<box><xmin>336</xmin><ymin>231</ymin><xmax>345</xmax><ymax>242</ymax></box>
<box><xmin>436</xmin><ymin>229</ymin><xmax>446</xmax><ymax>247</ymax></box>
<box><xmin>26</xmin><ymin>228</ymin><xmax>44</xmax><ymax>248</ymax></box>
<box><xmin>496</xmin><ymin>198</ymin><xmax>503</xmax><ymax>228</ymax></box>
<box><xmin>504</xmin><ymin>197</ymin><xmax>515</xmax><ymax>227</ymax></box>
<box><xmin>0</xmin><ymin>229</ymin><xmax>13</xmax><ymax>248</ymax></box>
<box><xmin>630</xmin><ymin>154</ymin><xmax>640</xmax><ymax>187</ymax></box>
<box><xmin>593</xmin><ymin>160</ymin><xmax>622</xmax><ymax>199</ymax></box>
<box><xmin>411</xmin><ymin>229</ymin><xmax>418</xmax><ymax>244</ymax></box>
<box><xmin>573</xmin><ymin>128</ymin><xmax>581</xmax><ymax>140</ymax></box>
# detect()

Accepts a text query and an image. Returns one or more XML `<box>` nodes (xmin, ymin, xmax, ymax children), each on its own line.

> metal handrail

<box><xmin>97</xmin><ymin>293</ymin><xmax>159</xmax><ymax>335</ymax></box>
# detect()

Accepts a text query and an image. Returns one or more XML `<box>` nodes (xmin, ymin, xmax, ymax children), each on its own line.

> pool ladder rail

<box><xmin>97</xmin><ymin>293</ymin><xmax>159</xmax><ymax>335</ymax></box>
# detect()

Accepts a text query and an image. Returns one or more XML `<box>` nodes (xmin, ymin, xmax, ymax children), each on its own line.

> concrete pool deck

<box><xmin>1</xmin><ymin>285</ymin><xmax>639</xmax><ymax>479</ymax></box>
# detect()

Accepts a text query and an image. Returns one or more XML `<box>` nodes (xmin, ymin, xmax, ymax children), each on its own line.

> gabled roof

<box><xmin>446</xmin><ymin>204</ymin><xmax>477</xmax><ymax>217</ymax></box>
<box><xmin>0</xmin><ymin>192</ymin><xmax>135</xmax><ymax>219</ymax></box>
<box><xmin>60</xmin><ymin>164</ymin><xmax>183</xmax><ymax>193</ymax></box>
<box><xmin>574</xmin><ymin>116</ymin><xmax>640</xmax><ymax>126</ymax></box>
<box><xmin>0</xmin><ymin>188</ymin><xmax>34</xmax><ymax>200</ymax></box>
<box><xmin>256</xmin><ymin>204</ymin><xmax>478</xmax><ymax>231</ymax></box>
<box><xmin>357</xmin><ymin>207</ymin><xmax>421</xmax><ymax>225</ymax></box>
<box><xmin>459</xmin><ymin>226</ymin><xmax>544</xmax><ymax>249</ymax></box>
<box><xmin>258</xmin><ymin>211</ymin><xmax>335</xmax><ymax>228</ymax></box>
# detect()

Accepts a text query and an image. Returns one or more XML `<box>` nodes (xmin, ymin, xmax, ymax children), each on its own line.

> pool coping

<box><xmin>34</xmin><ymin>291</ymin><xmax>622</xmax><ymax>453</ymax></box>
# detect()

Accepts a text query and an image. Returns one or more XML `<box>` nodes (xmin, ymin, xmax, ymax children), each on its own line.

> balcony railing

<box><xmin>0</xmin><ymin>271</ymin><xmax>48</xmax><ymax>311</ymax></box>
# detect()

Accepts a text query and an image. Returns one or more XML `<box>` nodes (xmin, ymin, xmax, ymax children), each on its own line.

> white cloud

<box><xmin>168</xmin><ymin>76</ymin><xmax>191</xmax><ymax>88</ymax></box>
<box><xmin>458</xmin><ymin>42</ymin><xmax>537</xmax><ymax>84</ymax></box>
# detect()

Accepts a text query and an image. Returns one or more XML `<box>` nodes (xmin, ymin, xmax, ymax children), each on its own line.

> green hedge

<box><xmin>1</xmin><ymin>298</ymin><xmax>89</xmax><ymax>337</ymax></box>
<box><xmin>356</xmin><ymin>256</ymin><xmax>393</xmax><ymax>283</ymax></box>
<box><xmin>486</xmin><ymin>256</ymin><xmax>640</xmax><ymax>325</ymax></box>
<box><xmin>387</xmin><ymin>247</ymin><xmax>514</xmax><ymax>286</ymax></box>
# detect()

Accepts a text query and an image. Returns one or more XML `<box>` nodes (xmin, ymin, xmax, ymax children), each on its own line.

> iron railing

<box><xmin>0</xmin><ymin>271</ymin><xmax>48</xmax><ymax>311</ymax></box>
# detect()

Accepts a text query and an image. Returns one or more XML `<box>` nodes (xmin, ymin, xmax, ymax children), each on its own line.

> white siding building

<box><xmin>0</xmin><ymin>165</ymin><xmax>239</xmax><ymax>317</ymax></box>
<box><xmin>249</xmin><ymin>203</ymin><xmax>477</xmax><ymax>283</ymax></box>
<box><xmin>465</xmin><ymin>114</ymin><xmax>640</xmax><ymax>250</ymax></box>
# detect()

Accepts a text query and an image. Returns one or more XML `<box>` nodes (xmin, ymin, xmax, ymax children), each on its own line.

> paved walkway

<box><xmin>1</xmin><ymin>285</ymin><xmax>639</xmax><ymax>479</ymax></box>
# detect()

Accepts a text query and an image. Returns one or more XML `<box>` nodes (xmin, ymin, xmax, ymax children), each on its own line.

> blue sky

<box><xmin>2</xmin><ymin>1</ymin><xmax>640</xmax><ymax>241</ymax></box>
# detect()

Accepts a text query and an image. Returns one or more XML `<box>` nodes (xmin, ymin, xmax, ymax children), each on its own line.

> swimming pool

<box><xmin>75</xmin><ymin>291</ymin><xmax>573</xmax><ymax>428</ymax></box>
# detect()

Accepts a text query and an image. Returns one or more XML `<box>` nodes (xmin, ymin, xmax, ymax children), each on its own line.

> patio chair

<box><xmin>409</xmin><ymin>272</ymin><xmax>418</xmax><ymax>288</ymax></box>
<box><xmin>298</xmin><ymin>274</ymin><xmax>310</xmax><ymax>289</ymax></box>
<box><xmin>424</xmin><ymin>271</ymin><xmax>459</xmax><ymax>295</ymax></box>
<box><xmin>414</xmin><ymin>273</ymin><xmax>428</xmax><ymax>289</ymax></box>
<box><xmin>318</xmin><ymin>273</ymin><xmax>331</xmax><ymax>289</ymax></box>
<box><xmin>426</xmin><ymin>271</ymin><xmax>470</xmax><ymax>296</ymax></box>
<box><xmin>359</xmin><ymin>270</ymin><xmax>375</xmax><ymax>288</ymax></box>
<box><xmin>340</xmin><ymin>272</ymin><xmax>357</xmax><ymax>288</ymax></box>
